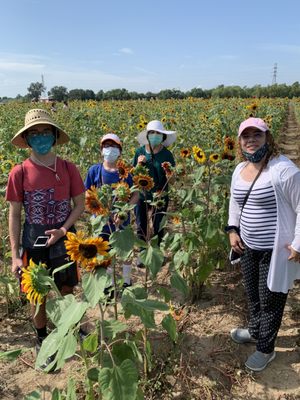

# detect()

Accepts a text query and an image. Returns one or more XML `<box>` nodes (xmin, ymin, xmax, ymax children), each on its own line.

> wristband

<box><xmin>60</xmin><ymin>226</ymin><xmax>67</xmax><ymax>235</ymax></box>
<box><xmin>224</xmin><ymin>225</ymin><xmax>240</xmax><ymax>234</ymax></box>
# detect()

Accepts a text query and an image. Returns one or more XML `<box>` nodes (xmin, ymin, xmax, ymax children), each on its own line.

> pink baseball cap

<box><xmin>238</xmin><ymin>117</ymin><xmax>269</xmax><ymax>137</ymax></box>
<box><xmin>100</xmin><ymin>133</ymin><xmax>122</xmax><ymax>148</ymax></box>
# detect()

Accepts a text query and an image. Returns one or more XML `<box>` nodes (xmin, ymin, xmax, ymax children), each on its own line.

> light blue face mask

<box><xmin>102</xmin><ymin>147</ymin><xmax>120</xmax><ymax>162</ymax></box>
<box><xmin>148</xmin><ymin>133</ymin><xmax>163</xmax><ymax>147</ymax></box>
<box><xmin>27</xmin><ymin>135</ymin><xmax>55</xmax><ymax>155</ymax></box>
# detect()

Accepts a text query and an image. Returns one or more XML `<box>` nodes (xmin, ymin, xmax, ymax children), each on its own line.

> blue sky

<box><xmin>1</xmin><ymin>0</ymin><xmax>300</xmax><ymax>97</ymax></box>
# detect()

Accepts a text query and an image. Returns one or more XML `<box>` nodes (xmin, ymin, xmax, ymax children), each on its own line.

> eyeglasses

<box><xmin>102</xmin><ymin>142</ymin><xmax>120</xmax><ymax>148</ymax></box>
<box><xmin>26</xmin><ymin>128</ymin><xmax>54</xmax><ymax>138</ymax></box>
<box><xmin>241</xmin><ymin>131</ymin><xmax>265</xmax><ymax>141</ymax></box>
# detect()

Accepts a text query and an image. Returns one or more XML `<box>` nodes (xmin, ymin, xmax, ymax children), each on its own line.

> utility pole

<box><xmin>41</xmin><ymin>74</ymin><xmax>47</xmax><ymax>98</ymax></box>
<box><xmin>272</xmin><ymin>63</ymin><xmax>277</xmax><ymax>85</ymax></box>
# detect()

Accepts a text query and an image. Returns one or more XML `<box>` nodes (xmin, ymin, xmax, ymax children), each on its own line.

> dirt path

<box><xmin>279</xmin><ymin>102</ymin><xmax>300</xmax><ymax>164</ymax></box>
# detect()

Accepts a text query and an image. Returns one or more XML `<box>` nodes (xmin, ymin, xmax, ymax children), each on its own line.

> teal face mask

<box><xmin>27</xmin><ymin>134</ymin><xmax>55</xmax><ymax>155</ymax></box>
<box><xmin>148</xmin><ymin>133</ymin><xmax>163</xmax><ymax>147</ymax></box>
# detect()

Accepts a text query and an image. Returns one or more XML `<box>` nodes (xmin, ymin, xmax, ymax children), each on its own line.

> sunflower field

<box><xmin>0</xmin><ymin>97</ymin><xmax>289</xmax><ymax>399</ymax></box>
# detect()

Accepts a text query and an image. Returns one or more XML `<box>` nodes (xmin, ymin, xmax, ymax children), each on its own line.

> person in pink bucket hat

<box><xmin>225</xmin><ymin>116</ymin><xmax>300</xmax><ymax>372</ymax></box>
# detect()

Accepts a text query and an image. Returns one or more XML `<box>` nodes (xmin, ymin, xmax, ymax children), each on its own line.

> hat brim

<box><xmin>11</xmin><ymin>120</ymin><xmax>70</xmax><ymax>148</ymax></box>
<box><xmin>137</xmin><ymin>130</ymin><xmax>177</xmax><ymax>147</ymax></box>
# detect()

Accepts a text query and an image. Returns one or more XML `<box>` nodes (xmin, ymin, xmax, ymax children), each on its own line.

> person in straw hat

<box><xmin>6</xmin><ymin>109</ymin><xmax>85</xmax><ymax>369</ymax></box>
<box><xmin>133</xmin><ymin>120</ymin><xmax>176</xmax><ymax>268</ymax></box>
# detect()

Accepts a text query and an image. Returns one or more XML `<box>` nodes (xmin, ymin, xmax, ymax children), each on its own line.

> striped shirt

<box><xmin>233</xmin><ymin>170</ymin><xmax>277</xmax><ymax>250</ymax></box>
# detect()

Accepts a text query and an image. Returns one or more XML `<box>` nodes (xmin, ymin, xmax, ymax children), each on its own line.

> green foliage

<box><xmin>99</xmin><ymin>359</ymin><xmax>138</xmax><ymax>400</ymax></box>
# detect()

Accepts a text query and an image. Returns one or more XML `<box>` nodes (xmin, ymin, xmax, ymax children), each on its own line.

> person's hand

<box><xmin>112</xmin><ymin>214</ymin><xmax>121</xmax><ymax>227</ymax></box>
<box><xmin>287</xmin><ymin>245</ymin><xmax>300</xmax><ymax>263</ymax></box>
<box><xmin>229</xmin><ymin>231</ymin><xmax>244</xmax><ymax>255</ymax></box>
<box><xmin>138</xmin><ymin>155</ymin><xmax>147</xmax><ymax>165</ymax></box>
<box><xmin>12</xmin><ymin>257</ymin><xmax>23</xmax><ymax>279</ymax></box>
<box><xmin>44</xmin><ymin>228</ymin><xmax>65</xmax><ymax>246</ymax></box>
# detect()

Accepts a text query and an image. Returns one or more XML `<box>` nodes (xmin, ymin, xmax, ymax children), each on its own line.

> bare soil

<box><xmin>1</xmin><ymin>104</ymin><xmax>300</xmax><ymax>400</ymax></box>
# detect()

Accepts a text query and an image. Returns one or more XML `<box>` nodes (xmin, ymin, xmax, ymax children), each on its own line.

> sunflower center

<box><xmin>119</xmin><ymin>167</ymin><xmax>125</xmax><ymax>175</ymax></box>
<box><xmin>79</xmin><ymin>244</ymin><xmax>98</xmax><ymax>258</ymax></box>
<box><xmin>139</xmin><ymin>179</ymin><xmax>149</xmax><ymax>187</ymax></box>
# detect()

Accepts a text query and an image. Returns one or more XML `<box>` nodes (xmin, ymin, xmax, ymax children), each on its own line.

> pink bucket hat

<box><xmin>238</xmin><ymin>117</ymin><xmax>269</xmax><ymax>137</ymax></box>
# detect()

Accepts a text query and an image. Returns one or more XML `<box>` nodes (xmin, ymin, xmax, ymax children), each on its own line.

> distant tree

<box><xmin>68</xmin><ymin>89</ymin><xmax>87</xmax><ymax>100</ymax></box>
<box><xmin>48</xmin><ymin>86</ymin><xmax>68</xmax><ymax>102</ymax></box>
<box><xmin>27</xmin><ymin>81</ymin><xmax>46</xmax><ymax>100</ymax></box>
<box><xmin>85</xmin><ymin>89</ymin><xmax>96</xmax><ymax>100</ymax></box>
<box><xmin>96</xmin><ymin>90</ymin><xmax>104</xmax><ymax>101</ymax></box>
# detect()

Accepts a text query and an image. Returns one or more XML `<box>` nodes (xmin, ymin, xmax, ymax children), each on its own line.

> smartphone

<box><xmin>229</xmin><ymin>249</ymin><xmax>241</xmax><ymax>265</ymax></box>
<box><xmin>33</xmin><ymin>236</ymin><xmax>50</xmax><ymax>247</ymax></box>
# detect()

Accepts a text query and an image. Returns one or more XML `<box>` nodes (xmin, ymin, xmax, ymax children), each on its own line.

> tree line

<box><xmin>2</xmin><ymin>81</ymin><xmax>300</xmax><ymax>103</ymax></box>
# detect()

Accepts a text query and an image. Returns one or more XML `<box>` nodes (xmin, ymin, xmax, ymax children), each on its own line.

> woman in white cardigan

<box><xmin>226</xmin><ymin>117</ymin><xmax>300</xmax><ymax>372</ymax></box>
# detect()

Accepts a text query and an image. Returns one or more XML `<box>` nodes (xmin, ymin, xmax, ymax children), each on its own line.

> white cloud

<box><xmin>119</xmin><ymin>47</ymin><xmax>134</xmax><ymax>55</ymax></box>
<box><xmin>0</xmin><ymin>61</ymin><xmax>45</xmax><ymax>72</ymax></box>
<box><xmin>134</xmin><ymin>66</ymin><xmax>156</xmax><ymax>75</ymax></box>
<box><xmin>259</xmin><ymin>43</ymin><xmax>300</xmax><ymax>54</ymax></box>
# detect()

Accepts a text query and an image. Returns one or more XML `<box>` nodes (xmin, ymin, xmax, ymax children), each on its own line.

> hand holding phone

<box><xmin>33</xmin><ymin>236</ymin><xmax>50</xmax><ymax>247</ymax></box>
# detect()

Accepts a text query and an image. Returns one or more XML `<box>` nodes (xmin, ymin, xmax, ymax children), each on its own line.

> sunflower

<box><xmin>247</xmin><ymin>103</ymin><xmax>258</xmax><ymax>111</ymax></box>
<box><xmin>180</xmin><ymin>148</ymin><xmax>191</xmax><ymax>158</ymax></box>
<box><xmin>112</xmin><ymin>181</ymin><xmax>131</xmax><ymax>202</ymax></box>
<box><xmin>172</xmin><ymin>215</ymin><xmax>181</xmax><ymax>225</ymax></box>
<box><xmin>65</xmin><ymin>231</ymin><xmax>110</xmax><ymax>270</ymax></box>
<box><xmin>221</xmin><ymin>152</ymin><xmax>235</xmax><ymax>161</ymax></box>
<box><xmin>161</xmin><ymin>161</ymin><xmax>173</xmax><ymax>177</ymax></box>
<box><xmin>85</xmin><ymin>257</ymin><xmax>112</xmax><ymax>272</ymax></box>
<box><xmin>85</xmin><ymin>186</ymin><xmax>109</xmax><ymax>216</ymax></box>
<box><xmin>116</xmin><ymin>159</ymin><xmax>130</xmax><ymax>180</ymax></box>
<box><xmin>133</xmin><ymin>174</ymin><xmax>154</xmax><ymax>191</ymax></box>
<box><xmin>21</xmin><ymin>259</ymin><xmax>50</xmax><ymax>305</ymax></box>
<box><xmin>224</xmin><ymin>136</ymin><xmax>235</xmax><ymax>151</ymax></box>
<box><xmin>209</xmin><ymin>153</ymin><xmax>220</xmax><ymax>163</ymax></box>
<box><xmin>192</xmin><ymin>146</ymin><xmax>206</xmax><ymax>164</ymax></box>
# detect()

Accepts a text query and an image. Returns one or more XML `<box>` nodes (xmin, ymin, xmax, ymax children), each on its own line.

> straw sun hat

<box><xmin>11</xmin><ymin>109</ymin><xmax>70</xmax><ymax>148</ymax></box>
<box><xmin>137</xmin><ymin>120</ymin><xmax>176</xmax><ymax>147</ymax></box>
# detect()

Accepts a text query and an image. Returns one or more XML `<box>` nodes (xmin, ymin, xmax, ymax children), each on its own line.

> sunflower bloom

<box><xmin>133</xmin><ymin>174</ymin><xmax>154</xmax><ymax>191</ymax></box>
<box><xmin>221</xmin><ymin>152</ymin><xmax>235</xmax><ymax>161</ymax></box>
<box><xmin>21</xmin><ymin>259</ymin><xmax>50</xmax><ymax>305</ymax></box>
<box><xmin>224</xmin><ymin>136</ymin><xmax>235</xmax><ymax>151</ymax></box>
<box><xmin>85</xmin><ymin>186</ymin><xmax>109</xmax><ymax>216</ymax></box>
<box><xmin>192</xmin><ymin>146</ymin><xmax>206</xmax><ymax>164</ymax></box>
<box><xmin>116</xmin><ymin>159</ymin><xmax>130</xmax><ymax>180</ymax></box>
<box><xmin>85</xmin><ymin>258</ymin><xmax>112</xmax><ymax>273</ymax></box>
<box><xmin>209</xmin><ymin>153</ymin><xmax>220</xmax><ymax>163</ymax></box>
<box><xmin>180</xmin><ymin>148</ymin><xmax>191</xmax><ymax>158</ymax></box>
<box><xmin>161</xmin><ymin>161</ymin><xmax>174</xmax><ymax>177</ymax></box>
<box><xmin>65</xmin><ymin>231</ymin><xmax>110</xmax><ymax>270</ymax></box>
<box><xmin>112</xmin><ymin>181</ymin><xmax>131</xmax><ymax>202</ymax></box>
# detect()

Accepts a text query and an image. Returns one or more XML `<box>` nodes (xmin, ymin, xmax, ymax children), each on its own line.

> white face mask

<box><xmin>102</xmin><ymin>147</ymin><xmax>120</xmax><ymax>162</ymax></box>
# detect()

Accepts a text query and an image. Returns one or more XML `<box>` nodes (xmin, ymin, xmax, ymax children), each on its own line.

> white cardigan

<box><xmin>228</xmin><ymin>155</ymin><xmax>300</xmax><ymax>293</ymax></box>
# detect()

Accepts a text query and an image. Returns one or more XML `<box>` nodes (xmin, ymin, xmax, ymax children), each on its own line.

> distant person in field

<box><xmin>226</xmin><ymin>117</ymin><xmax>300</xmax><ymax>372</ymax></box>
<box><xmin>6</xmin><ymin>109</ymin><xmax>85</xmax><ymax>370</ymax></box>
<box><xmin>133</xmin><ymin>120</ymin><xmax>176</xmax><ymax>268</ymax></box>
<box><xmin>63</xmin><ymin>100</ymin><xmax>69</xmax><ymax>109</ymax></box>
<box><xmin>85</xmin><ymin>133</ymin><xmax>138</xmax><ymax>292</ymax></box>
